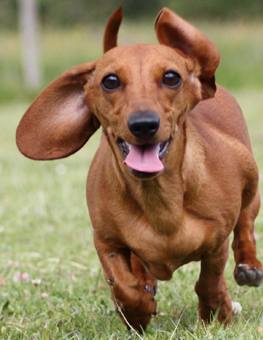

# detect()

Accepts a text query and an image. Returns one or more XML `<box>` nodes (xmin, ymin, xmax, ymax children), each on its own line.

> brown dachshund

<box><xmin>17</xmin><ymin>7</ymin><xmax>263</xmax><ymax>332</ymax></box>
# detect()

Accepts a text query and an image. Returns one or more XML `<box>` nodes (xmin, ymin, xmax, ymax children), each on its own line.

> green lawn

<box><xmin>0</xmin><ymin>90</ymin><xmax>263</xmax><ymax>339</ymax></box>
<box><xmin>1</xmin><ymin>20</ymin><xmax>263</xmax><ymax>339</ymax></box>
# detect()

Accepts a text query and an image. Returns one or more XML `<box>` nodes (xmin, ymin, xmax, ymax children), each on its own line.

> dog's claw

<box><xmin>144</xmin><ymin>284</ymin><xmax>157</xmax><ymax>296</ymax></box>
<box><xmin>234</xmin><ymin>264</ymin><xmax>263</xmax><ymax>287</ymax></box>
<box><xmin>144</xmin><ymin>285</ymin><xmax>157</xmax><ymax>301</ymax></box>
<box><xmin>145</xmin><ymin>285</ymin><xmax>152</xmax><ymax>292</ymax></box>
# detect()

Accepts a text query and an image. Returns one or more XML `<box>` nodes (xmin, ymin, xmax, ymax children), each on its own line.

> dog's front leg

<box><xmin>94</xmin><ymin>234</ymin><xmax>157</xmax><ymax>332</ymax></box>
<box><xmin>195</xmin><ymin>238</ymin><xmax>233</xmax><ymax>325</ymax></box>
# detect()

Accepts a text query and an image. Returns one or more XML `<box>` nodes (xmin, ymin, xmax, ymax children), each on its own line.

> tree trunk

<box><xmin>18</xmin><ymin>0</ymin><xmax>42</xmax><ymax>89</ymax></box>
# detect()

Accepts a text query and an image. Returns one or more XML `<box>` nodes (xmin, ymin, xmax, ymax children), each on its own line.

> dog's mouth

<box><xmin>118</xmin><ymin>138</ymin><xmax>170</xmax><ymax>177</ymax></box>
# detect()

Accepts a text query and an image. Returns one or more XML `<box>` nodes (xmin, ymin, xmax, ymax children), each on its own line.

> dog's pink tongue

<box><xmin>123</xmin><ymin>144</ymin><xmax>163</xmax><ymax>172</ymax></box>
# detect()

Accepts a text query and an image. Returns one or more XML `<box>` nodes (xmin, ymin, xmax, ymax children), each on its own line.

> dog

<box><xmin>16</xmin><ymin>6</ymin><xmax>263</xmax><ymax>332</ymax></box>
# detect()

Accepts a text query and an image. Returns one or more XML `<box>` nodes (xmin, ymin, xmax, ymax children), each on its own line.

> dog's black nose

<box><xmin>128</xmin><ymin>111</ymin><xmax>160</xmax><ymax>138</ymax></box>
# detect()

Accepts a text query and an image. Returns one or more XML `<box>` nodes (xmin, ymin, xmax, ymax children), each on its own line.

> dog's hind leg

<box><xmin>195</xmin><ymin>238</ymin><xmax>233</xmax><ymax>325</ymax></box>
<box><xmin>232</xmin><ymin>190</ymin><xmax>263</xmax><ymax>287</ymax></box>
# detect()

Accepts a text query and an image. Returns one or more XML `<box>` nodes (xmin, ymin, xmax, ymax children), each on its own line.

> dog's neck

<box><xmin>106</xmin><ymin>127</ymin><xmax>187</xmax><ymax>235</ymax></box>
<box><xmin>137</xmin><ymin>174</ymin><xmax>185</xmax><ymax>235</ymax></box>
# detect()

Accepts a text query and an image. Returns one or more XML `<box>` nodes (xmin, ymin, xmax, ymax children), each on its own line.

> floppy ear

<box><xmin>103</xmin><ymin>6</ymin><xmax>123</xmax><ymax>53</ymax></box>
<box><xmin>155</xmin><ymin>8</ymin><xmax>220</xmax><ymax>99</ymax></box>
<box><xmin>16</xmin><ymin>62</ymin><xmax>100</xmax><ymax>160</ymax></box>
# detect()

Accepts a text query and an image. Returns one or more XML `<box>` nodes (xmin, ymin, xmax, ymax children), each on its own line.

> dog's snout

<box><xmin>128</xmin><ymin>111</ymin><xmax>160</xmax><ymax>138</ymax></box>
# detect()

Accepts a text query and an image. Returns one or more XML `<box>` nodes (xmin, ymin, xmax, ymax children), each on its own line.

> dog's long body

<box><xmin>17</xmin><ymin>7</ymin><xmax>263</xmax><ymax>331</ymax></box>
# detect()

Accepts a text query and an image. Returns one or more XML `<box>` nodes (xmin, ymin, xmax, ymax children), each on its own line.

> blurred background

<box><xmin>1</xmin><ymin>0</ymin><xmax>263</xmax><ymax>104</ymax></box>
<box><xmin>0</xmin><ymin>2</ymin><xmax>263</xmax><ymax>336</ymax></box>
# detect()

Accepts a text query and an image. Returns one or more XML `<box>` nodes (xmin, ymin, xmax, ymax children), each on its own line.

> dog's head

<box><xmin>16</xmin><ymin>7</ymin><xmax>220</xmax><ymax>179</ymax></box>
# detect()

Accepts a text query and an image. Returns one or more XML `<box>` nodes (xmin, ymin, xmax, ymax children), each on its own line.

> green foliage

<box><xmin>1</xmin><ymin>0</ymin><xmax>263</xmax><ymax>30</ymax></box>
<box><xmin>163</xmin><ymin>0</ymin><xmax>263</xmax><ymax>21</ymax></box>
<box><xmin>0</xmin><ymin>0</ymin><xmax>17</xmax><ymax>30</ymax></box>
<box><xmin>39</xmin><ymin>0</ymin><xmax>160</xmax><ymax>27</ymax></box>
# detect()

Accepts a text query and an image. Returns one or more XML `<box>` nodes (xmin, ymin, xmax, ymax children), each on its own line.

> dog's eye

<box><xmin>101</xmin><ymin>74</ymin><xmax>120</xmax><ymax>91</ymax></box>
<box><xmin>163</xmin><ymin>71</ymin><xmax>182</xmax><ymax>88</ymax></box>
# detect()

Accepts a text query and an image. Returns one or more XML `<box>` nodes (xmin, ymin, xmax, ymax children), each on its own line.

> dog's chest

<box><xmin>120</xmin><ymin>211</ymin><xmax>217</xmax><ymax>280</ymax></box>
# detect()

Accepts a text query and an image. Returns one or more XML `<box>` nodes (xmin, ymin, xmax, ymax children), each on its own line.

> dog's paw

<box><xmin>234</xmin><ymin>264</ymin><xmax>263</xmax><ymax>287</ymax></box>
<box><xmin>114</xmin><ymin>285</ymin><xmax>157</xmax><ymax>332</ymax></box>
<box><xmin>119</xmin><ymin>298</ymin><xmax>157</xmax><ymax>332</ymax></box>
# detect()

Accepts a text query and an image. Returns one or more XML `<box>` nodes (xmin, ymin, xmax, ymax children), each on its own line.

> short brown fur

<box><xmin>16</xmin><ymin>7</ymin><xmax>263</xmax><ymax>332</ymax></box>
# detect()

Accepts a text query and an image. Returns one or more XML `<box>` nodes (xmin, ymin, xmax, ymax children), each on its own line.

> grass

<box><xmin>1</xmin><ymin>93</ymin><xmax>263</xmax><ymax>340</ymax></box>
<box><xmin>1</xmin><ymin>19</ymin><xmax>263</xmax><ymax>339</ymax></box>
